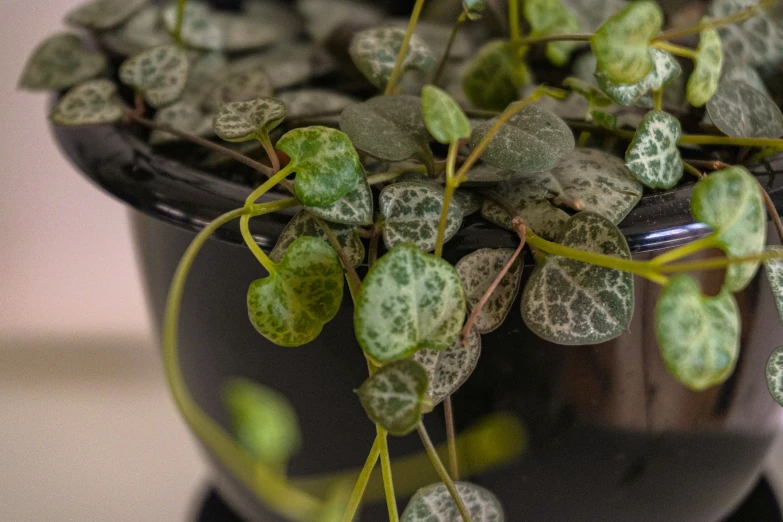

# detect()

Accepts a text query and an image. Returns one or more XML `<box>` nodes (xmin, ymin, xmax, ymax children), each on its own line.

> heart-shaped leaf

<box><xmin>66</xmin><ymin>0</ymin><xmax>148</xmax><ymax>30</ymax></box>
<box><xmin>306</xmin><ymin>175</ymin><xmax>373</xmax><ymax>226</ymax></box>
<box><xmin>453</xmin><ymin>190</ymin><xmax>482</xmax><ymax>216</ymax></box>
<box><xmin>595</xmin><ymin>49</ymin><xmax>681</xmax><ymax>107</ymax></box>
<box><xmin>181</xmin><ymin>51</ymin><xmax>229</xmax><ymax>105</ymax></box>
<box><xmin>456</xmin><ymin>248</ymin><xmax>523</xmax><ymax>333</ymax></box>
<box><xmin>655</xmin><ymin>274</ymin><xmax>740</xmax><ymax>391</ymax></box>
<box><xmin>229</xmin><ymin>44</ymin><xmax>314</xmax><ymax>90</ymax></box>
<box><xmin>706</xmin><ymin>80</ymin><xmax>783</xmax><ymax>138</ymax></box>
<box><xmin>402</xmin><ymin>482</ymin><xmax>504</xmax><ymax>522</ymax></box>
<box><xmin>686</xmin><ymin>19</ymin><xmax>723</xmax><ymax>107</ymax></box>
<box><xmin>247</xmin><ymin>236</ymin><xmax>344</xmax><ymax>347</ymax></box>
<box><xmin>413</xmin><ymin>325</ymin><xmax>481</xmax><ymax>405</ymax></box>
<box><xmin>51</xmin><ymin>79</ymin><xmax>127</xmax><ymax>126</ymax></box>
<box><xmin>766</xmin><ymin>345</ymin><xmax>783</xmax><ymax>406</ymax></box>
<box><xmin>206</xmin><ymin>70</ymin><xmax>275</xmax><ymax>113</ymax></box>
<box><xmin>213</xmin><ymin>97</ymin><xmax>287</xmax><ymax>142</ymax></box>
<box><xmin>222</xmin><ymin>378</ymin><xmax>301</xmax><ymax>467</ymax></box>
<box><xmin>355</xmin><ymin>243</ymin><xmax>466</xmax><ymax>362</ymax></box>
<box><xmin>709</xmin><ymin>0</ymin><xmax>783</xmax><ymax>70</ymax></box>
<box><xmin>691</xmin><ymin>166</ymin><xmax>765</xmax><ymax>293</ymax></box>
<box><xmin>340</xmin><ymin>95</ymin><xmax>433</xmax><ymax>165</ymax></box>
<box><xmin>379</xmin><ymin>182</ymin><xmax>463</xmax><ymax>252</ymax></box>
<box><xmin>276</xmin><ymin>126</ymin><xmax>363</xmax><ymax>208</ymax></box>
<box><xmin>356</xmin><ymin>359</ymin><xmax>430</xmax><ymax>436</ymax></box>
<box><xmin>163</xmin><ymin>2</ymin><xmax>224</xmax><ymax>51</ymax></box>
<box><xmin>522</xmin><ymin>212</ymin><xmax>634</xmax><ymax>345</ymax></box>
<box><xmin>470</xmin><ymin>106</ymin><xmax>574</xmax><ymax>172</ymax></box>
<box><xmin>562</xmin><ymin>77</ymin><xmax>612</xmax><ymax>109</ymax></box>
<box><xmin>764</xmin><ymin>246</ymin><xmax>783</xmax><ymax>326</ymax></box>
<box><xmin>421</xmin><ymin>85</ymin><xmax>471</xmax><ymax>144</ymax></box>
<box><xmin>100</xmin><ymin>6</ymin><xmax>172</xmax><ymax>56</ymax></box>
<box><xmin>625</xmin><ymin>110</ymin><xmax>683</xmax><ymax>189</ymax></box>
<box><xmin>590</xmin><ymin>1</ymin><xmax>663</xmax><ymax>84</ymax></box>
<box><xmin>721</xmin><ymin>61</ymin><xmax>769</xmax><ymax>97</ymax></box>
<box><xmin>463</xmin><ymin>0</ymin><xmax>486</xmax><ymax>20</ymax></box>
<box><xmin>524</xmin><ymin>0</ymin><xmax>581</xmax><ymax>66</ymax></box>
<box><xmin>119</xmin><ymin>45</ymin><xmax>189</xmax><ymax>108</ymax></box>
<box><xmin>19</xmin><ymin>33</ymin><xmax>107</xmax><ymax>91</ymax></box>
<box><xmin>214</xmin><ymin>12</ymin><xmax>278</xmax><ymax>52</ymax></box>
<box><xmin>270</xmin><ymin>211</ymin><xmax>365</xmax><ymax>267</ymax></box>
<box><xmin>481</xmin><ymin>180</ymin><xmax>569</xmax><ymax>240</ymax></box>
<box><xmin>150</xmin><ymin>100</ymin><xmax>213</xmax><ymax>145</ymax></box>
<box><xmin>463</xmin><ymin>40</ymin><xmax>529</xmax><ymax>111</ymax></box>
<box><xmin>278</xmin><ymin>89</ymin><xmax>358</xmax><ymax>119</ymax></box>
<box><xmin>349</xmin><ymin>26</ymin><xmax>435</xmax><ymax>90</ymax></box>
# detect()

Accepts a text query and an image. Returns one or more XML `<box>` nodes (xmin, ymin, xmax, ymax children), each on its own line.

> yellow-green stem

<box><xmin>682</xmin><ymin>160</ymin><xmax>706</xmax><ymax>179</ymax></box>
<box><xmin>240</xmin><ymin>214</ymin><xmax>276</xmax><ymax>273</ymax></box>
<box><xmin>244</xmin><ymin>164</ymin><xmax>295</xmax><ymax>208</ymax></box>
<box><xmin>173</xmin><ymin>0</ymin><xmax>188</xmax><ymax>45</ymax></box>
<box><xmin>512</xmin><ymin>32</ymin><xmax>592</xmax><ymax>46</ymax></box>
<box><xmin>577</xmin><ymin>131</ymin><xmax>591</xmax><ymax>148</ymax></box>
<box><xmin>659</xmin><ymin>250</ymin><xmax>783</xmax><ymax>273</ymax></box>
<box><xmin>435</xmin><ymin>141</ymin><xmax>460</xmax><ymax>258</ymax></box>
<box><xmin>416</xmin><ymin>423</ymin><xmax>472</xmax><ymax>522</ymax></box>
<box><xmin>341</xmin><ymin>436</ymin><xmax>381</xmax><ymax>522</ymax></box>
<box><xmin>508</xmin><ymin>0</ymin><xmax>521</xmax><ymax>43</ymax></box>
<box><xmin>258</xmin><ymin>132</ymin><xmax>281</xmax><ymax>173</ymax></box>
<box><xmin>378</xmin><ymin>428</ymin><xmax>399</xmax><ymax>522</ymax></box>
<box><xmin>654</xmin><ymin>1</ymin><xmax>769</xmax><ymax>41</ymax></box>
<box><xmin>651</xmin><ymin>41</ymin><xmax>698</xmax><ymax>60</ymax></box>
<box><xmin>649</xmin><ymin>233</ymin><xmax>718</xmax><ymax>266</ymax></box>
<box><xmin>679</xmin><ymin>135</ymin><xmax>783</xmax><ymax>147</ymax></box>
<box><xmin>444</xmin><ymin>397</ymin><xmax>459</xmax><ymax>479</ymax></box>
<box><xmin>653</xmin><ymin>89</ymin><xmax>663</xmax><ymax>111</ymax></box>
<box><xmin>432</xmin><ymin>13</ymin><xmax>466</xmax><ymax>86</ymax></box>
<box><xmin>385</xmin><ymin>0</ymin><xmax>426</xmax><ymax>95</ymax></box>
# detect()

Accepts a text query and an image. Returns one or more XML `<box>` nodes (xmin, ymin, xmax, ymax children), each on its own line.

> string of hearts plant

<box><xmin>20</xmin><ymin>0</ymin><xmax>783</xmax><ymax>520</ymax></box>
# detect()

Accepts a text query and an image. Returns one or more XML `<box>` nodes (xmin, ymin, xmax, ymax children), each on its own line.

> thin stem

<box><xmin>416</xmin><ymin>423</ymin><xmax>472</xmax><ymax>522</ymax></box>
<box><xmin>513</xmin><ymin>32</ymin><xmax>592</xmax><ymax>46</ymax></box>
<box><xmin>443</xmin><ymin>397</ymin><xmax>459</xmax><ymax>480</ymax></box>
<box><xmin>653</xmin><ymin>89</ymin><xmax>663</xmax><ymax>111</ymax></box>
<box><xmin>385</xmin><ymin>0</ymin><xmax>426</xmax><ymax>95</ymax></box>
<box><xmin>758</xmin><ymin>181</ymin><xmax>783</xmax><ymax>244</ymax></box>
<box><xmin>577</xmin><ymin>131</ymin><xmax>591</xmax><ymax>148</ymax></box>
<box><xmin>654</xmin><ymin>2</ymin><xmax>768</xmax><ymax>42</ymax></box>
<box><xmin>682</xmin><ymin>159</ymin><xmax>731</xmax><ymax>170</ymax></box>
<box><xmin>678</xmin><ymin>135</ymin><xmax>783</xmax><ymax>148</ymax></box>
<box><xmin>659</xmin><ymin>250</ymin><xmax>783</xmax><ymax>273</ymax></box>
<box><xmin>258</xmin><ymin>132</ymin><xmax>281</xmax><ymax>173</ymax></box>
<box><xmin>241</xmin><ymin>214</ymin><xmax>276</xmax><ymax>273</ymax></box>
<box><xmin>341</xmin><ymin>436</ymin><xmax>381</xmax><ymax>522</ymax></box>
<box><xmin>244</xmin><ymin>165</ymin><xmax>295</xmax><ymax>207</ymax></box>
<box><xmin>377</xmin><ymin>428</ymin><xmax>399</xmax><ymax>522</ymax></box>
<box><xmin>173</xmin><ymin>0</ymin><xmax>188</xmax><ymax>45</ymax></box>
<box><xmin>435</xmin><ymin>141</ymin><xmax>460</xmax><ymax>257</ymax></box>
<box><xmin>651</xmin><ymin>41</ymin><xmax>698</xmax><ymax>60</ymax></box>
<box><xmin>316</xmin><ymin>217</ymin><xmax>363</xmax><ymax>300</ymax></box>
<box><xmin>367</xmin><ymin>169</ymin><xmax>410</xmax><ymax>185</ymax></box>
<box><xmin>369</xmin><ymin>220</ymin><xmax>383</xmax><ymax>268</ymax></box>
<box><xmin>682</xmin><ymin>160</ymin><xmax>706</xmax><ymax>179</ymax></box>
<box><xmin>432</xmin><ymin>13</ymin><xmax>466</xmax><ymax>86</ymax></box>
<box><xmin>239</xmin><ymin>196</ymin><xmax>299</xmax><ymax>273</ymax></box>
<box><xmin>649</xmin><ymin>233</ymin><xmax>718</xmax><ymax>266</ymax></box>
<box><xmin>508</xmin><ymin>0</ymin><xmax>521</xmax><ymax>43</ymax></box>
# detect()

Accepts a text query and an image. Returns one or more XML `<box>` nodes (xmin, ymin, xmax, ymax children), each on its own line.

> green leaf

<box><xmin>421</xmin><ymin>85</ymin><xmax>471</xmax><ymax>145</ymax></box>
<box><xmin>163</xmin><ymin>2</ymin><xmax>223</xmax><ymax>51</ymax></box>
<box><xmin>625</xmin><ymin>110</ymin><xmax>683</xmax><ymax>189</ymax></box>
<box><xmin>560</xmin><ymin>0</ymin><xmax>626</xmax><ymax>33</ymax></box>
<box><xmin>691</xmin><ymin>166</ymin><xmax>765</xmax><ymax>293</ymax></box>
<box><xmin>270</xmin><ymin>211</ymin><xmax>365</xmax><ymax>267</ymax></box>
<box><xmin>278</xmin><ymin>89</ymin><xmax>358</xmax><ymax>120</ymax></box>
<box><xmin>349</xmin><ymin>26</ymin><xmax>435</xmax><ymax>90</ymax></box>
<box><xmin>340</xmin><ymin>95</ymin><xmax>434</xmax><ymax>164</ymax></box>
<box><xmin>595</xmin><ymin>49</ymin><xmax>681</xmax><ymax>106</ymax></box>
<box><xmin>592</xmin><ymin>110</ymin><xmax>617</xmax><ymax>130</ymax></box>
<box><xmin>706</xmin><ymin>80</ymin><xmax>783</xmax><ymax>138</ymax></box>
<box><xmin>655</xmin><ymin>274</ymin><xmax>740</xmax><ymax>391</ymax></box>
<box><xmin>522</xmin><ymin>212</ymin><xmax>634</xmax><ymax>345</ymax></box>
<box><xmin>222</xmin><ymin>378</ymin><xmax>301</xmax><ymax>467</ymax></box>
<box><xmin>213</xmin><ymin>97</ymin><xmax>287</xmax><ymax>143</ymax></box>
<box><xmin>456</xmin><ymin>248</ymin><xmax>523</xmax><ymax>333</ymax></box>
<box><xmin>402</xmin><ymin>482</ymin><xmax>504</xmax><ymax>522</ymax></box>
<box><xmin>306</xmin><ymin>176</ymin><xmax>373</xmax><ymax>226</ymax></box>
<box><xmin>686</xmin><ymin>19</ymin><xmax>723</xmax><ymax>107</ymax></box>
<box><xmin>150</xmin><ymin>100</ymin><xmax>213</xmax><ymax>145</ymax></box>
<box><xmin>590</xmin><ymin>1</ymin><xmax>664</xmax><ymax>84</ymax></box>
<box><xmin>19</xmin><ymin>33</ymin><xmax>107</xmax><ymax>91</ymax></box>
<box><xmin>481</xmin><ymin>182</ymin><xmax>569</xmax><ymax>241</ymax></box>
<box><xmin>206</xmin><ymin>70</ymin><xmax>275</xmax><ymax>113</ymax></box>
<box><xmin>66</xmin><ymin>0</ymin><xmax>147</xmax><ymax>30</ymax></box>
<box><xmin>413</xmin><ymin>325</ymin><xmax>481</xmax><ymax>405</ymax></box>
<box><xmin>379</xmin><ymin>182</ymin><xmax>463</xmax><ymax>252</ymax></box>
<box><xmin>119</xmin><ymin>45</ymin><xmax>189</xmax><ymax>108</ymax></box>
<box><xmin>356</xmin><ymin>359</ymin><xmax>430</xmax><ymax>435</ymax></box>
<box><xmin>470</xmin><ymin>106</ymin><xmax>574</xmax><ymax>172</ymax></box>
<box><xmin>710</xmin><ymin>0</ymin><xmax>783</xmax><ymax>71</ymax></box>
<box><xmin>99</xmin><ymin>6</ymin><xmax>172</xmax><ymax>57</ymax></box>
<box><xmin>562</xmin><ymin>77</ymin><xmax>612</xmax><ymax>108</ymax></box>
<box><xmin>247</xmin><ymin>236</ymin><xmax>344</xmax><ymax>347</ymax></box>
<box><xmin>766</xmin><ymin>345</ymin><xmax>783</xmax><ymax>407</ymax></box>
<box><xmin>229</xmin><ymin>44</ymin><xmax>314</xmax><ymax>90</ymax></box>
<box><xmin>523</xmin><ymin>0</ymin><xmax>581</xmax><ymax>66</ymax></box>
<box><xmin>355</xmin><ymin>243</ymin><xmax>466</xmax><ymax>362</ymax></box>
<box><xmin>463</xmin><ymin>40</ymin><xmax>529</xmax><ymax>111</ymax></box>
<box><xmin>463</xmin><ymin>0</ymin><xmax>486</xmax><ymax>20</ymax></box>
<box><xmin>276</xmin><ymin>126</ymin><xmax>363</xmax><ymax>208</ymax></box>
<box><xmin>50</xmin><ymin>79</ymin><xmax>127</xmax><ymax>126</ymax></box>
<box><xmin>764</xmin><ymin>246</ymin><xmax>783</xmax><ymax>326</ymax></box>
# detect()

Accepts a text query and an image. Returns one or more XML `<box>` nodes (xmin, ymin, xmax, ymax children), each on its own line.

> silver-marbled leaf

<box><xmin>349</xmin><ymin>26</ymin><xmax>435</xmax><ymax>90</ymax></box>
<box><xmin>99</xmin><ymin>6</ymin><xmax>172</xmax><ymax>56</ymax></box>
<box><xmin>229</xmin><ymin>44</ymin><xmax>314</xmax><ymax>90</ymax></box>
<box><xmin>413</xmin><ymin>325</ymin><xmax>481</xmax><ymax>405</ymax></box>
<box><xmin>278</xmin><ymin>89</ymin><xmax>358</xmax><ymax>120</ymax></box>
<box><xmin>625</xmin><ymin>110</ymin><xmax>683</xmax><ymax>189</ymax></box>
<box><xmin>686</xmin><ymin>19</ymin><xmax>723</xmax><ymax>107</ymax></box>
<box><xmin>356</xmin><ymin>359</ymin><xmax>429</xmax><ymax>436</ymax></box>
<box><xmin>119</xmin><ymin>44</ymin><xmax>189</xmax><ymax>108</ymax></box>
<box><xmin>162</xmin><ymin>2</ymin><xmax>224</xmax><ymax>51</ymax></box>
<box><xmin>150</xmin><ymin>100</ymin><xmax>213</xmax><ymax>145</ymax></box>
<box><xmin>521</xmin><ymin>212</ymin><xmax>634</xmax><ymax>345</ymax></box>
<box><xmin>50</xmin><ymin>79</ymin><xmax>127</xmax><ymax>126</ymax></box>
<box><xmin>595</xmin><ymin>49</ymin><xmax>681</xmax><ymax>107</ymax></box>
<box><xmin>764</xmin><ymin>246</ymin><xmax>783</xmax><ymax>326</ymax></box>
<box><xmin>766</xmin><ymin>345</ymin><xmax>783</xmax><ymax>406</ymax></box>
<box><xmin>306</xmin><ymin>175</ymin><xmax>373</xmax><ymax>226</ymax></box>
<box><xmin>456</xmin><ymin>248</ymin><xmax>523</xmax><ymax>333</ymax></box>
<box><xmin>65</xmin><ymin>0</ymin><xmax>148</xmax><ymax>30</ymax></box>
<box><xmin>206</xmin><ymin>70</ymin><xmax>275</xmax><ymax>113</ymax></box>
<box><xmin>709</xmin><ymin>0</ymin><xmax>783</xmax><ymax>71</ymax></box>
<box><xmin>212</xmin><ymin>97</ymin><xmax>287</xmax><ymax>142</ymax></box>
<box><xmin>481</xmin><ymin>179</ymin><xmax>569</xmax><ymax>241</ymax></box>
<box><xmin>655</xmin><ymin>274</ymin><xmax>740</xmax><ymax>391</ymax></box>
<box><xmin>462</xmin><ymin>164</ymin><xmax>525</xmax><ymax>185</ymax></box>
<box><xmin>379</xmin><ymin>182</ymin><xmax>463</xmax><ymax>252</ymax></box>
<box><xmin>213</xmin><ymin>12</ymin><xmax>277</xmax><ymax>52</ymax></box>
<box><xmin>19</xmin><ymin>33</ymin><xmax>107</xmax><ymax>91</ymax></box>
<box><xmin>355</xmin><ymin>243</ymin><xmax>466</xmax><ymax>363</ymax></box>
<box><xmin>706</xmin><ymin>80</ymin><xmax>783</xmax><ymax>138</ymax></box>
<box><xmin>270</xmin><ymin>210</ymin><xmax>365</xmax><ymax>268</ymax></box>
<box><xmin>401</xmin><ymin>482</ymin><xmax>504</xmax><ymax>522</ymax></box>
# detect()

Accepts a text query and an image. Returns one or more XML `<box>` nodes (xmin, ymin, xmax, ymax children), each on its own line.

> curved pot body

<box><xmin>55</xmin><ymin>122</ymin><xmax>783</xmax><ymax>521</ymax></box>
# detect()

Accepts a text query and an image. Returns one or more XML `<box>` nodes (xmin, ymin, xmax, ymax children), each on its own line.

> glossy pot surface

<box><xmin>55</xmin><ymin>121</ymin><xmax>783</xmax><ymax>521</ymax></box>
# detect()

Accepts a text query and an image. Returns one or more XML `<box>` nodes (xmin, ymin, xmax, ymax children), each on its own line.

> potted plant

<box><xmin>19</xmin><ymin>0</ymin><xmax>783</xmax><ymax>519</ymax></box>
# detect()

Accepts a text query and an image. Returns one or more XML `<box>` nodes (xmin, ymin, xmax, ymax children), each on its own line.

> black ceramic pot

<box><xmin>54</xmin><ymin>119</ymin><xmax>783</xmax><ymax>522</ymax></box>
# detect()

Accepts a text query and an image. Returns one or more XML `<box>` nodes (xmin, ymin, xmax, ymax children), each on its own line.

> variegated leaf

<box><xmin>99</xmin><ymin>6</ymin><xmax>171</xmax><ymax>56</ymax></box>
<box><xmin>181</xmin><ymin>51</ymin><xmax>229</xmax><ymax>105</ymax></box>
<box><xmin>212</xmin><ymin>97</ymin><xmax>287</xmax><ymax>142</ymax></box>
<box><xmin>456</xmin><ymin>248</ymin><xmax>523</xmax><ymax>333</ymax></box>
<box><xmin>590</xmin><ymin>1</ymin><xmax>663</xmax><ymax>84</ymax></box>
<box><xmin>463</xmin><ymin>164</ymin><xmax>524</xmax><ymax>185</ymax></box>
<box><xmin>413</xmin><ymin>325</ymin><xmax>481</xmax><ymax>405</ymax></box>
<box><xmin>595</xmin><ymin>49</ymin><xmax>681</xmax><ymax>107</ymax></box>
<box><xmin>453</xmin><ymin>190</ymin><xmax>482</xmax><ymax>216</ymax></box>
<box><xmin>691</xmin><ymin>166</ymin><xmax>765</xmax><ymax>293</ymax></box>
<box><xmin>247</xmin><ymin>236</ymin><xmax>344</xmax><ymax>347</ymax></box>
<box><xmin>119</xmin><ymin>45</ymin><xmax>189</xmax><ymax>108</ymax></box>
<box><xmin>481</xmin><ymin>179</ymin><xmax>569</xmax><ymax>240</ymax></box>
<box><xmin>470</xmin><ymin>106</ymin><xmax>574</xmax><ymax>172</ymax></box>
<box><xmin>229</xmin><ymin>44</ymin><xmax>314</xmax><ymax>90</ymax></box>
<box><xmin>65</xmin><ymin>0</ymin><xmax>147</xmax><ymax>30</ymax></box>
<box><xmin>19</xmin><ymin>33</ymin><xmax>107</xmax><ymax>91</ymax></box>
<box><xmin>625</xmin><ymin>110</ymin><xmax>683</xmax><ymax>189</ymax></box>
<box><xmin>721</xmin><ymin>61</ymin><xmax>769</xmax><ymax>96</ymax></box>
<box><xmin>463</xmin><ymin>40</ymin><xmax>528</xmax><ymax>111</ymax></box>
<box><xmin>522</xmin><ymin>212</ymin><xmax>634</xmax><ymax>345</ymax></box>
<box><xmin>349</xmin><ymin>26</ymin><xmax>435</xmax><ymax>90</ymax></box>
<box><xmin>379</xmin><ymin>182</ymin><xmax>463</xmax><ymax>252</ymax></box>
<box><xmin>562</xmin><ymin>77</ymin><xmax>612</xmax><ymax>109</ymax></box>
<box><xmin>764</xmin><ymin>246</ymin><xmax>783</xmax><ymax>326</ymax></box>
<box><xmin>766</xmin><ymin>345</ymin><xmax>783</xmax><ymax>406</ymax></box>
<box><xmin>421</xmin><ymin>85</ymin><xmax>471</xmax><ymax>145</ymax></box>
<box><xmin>402</xmin><ymin>482</ymin><xmax>504</xmax><ymax>522</ymax></box>
<box><xmin>206</xmin><ymin>70</ymin><xmax>275</xmax><ymax>112</ymax></box>
<box><xmin>710</xmin><ymin>0</ymin><xmax>783</xmax><ymax>71</ymax></box>
<box><xmin>686</xmin><ymin>19</ymin><xmax>723</xmax><ymax>107</ymax></box>
<box><xmin>270</xmin><ymin>211</ymin><xmax>365</xmax><ymax>268</ymax></box>
<box><xmin>214</xmin><ymin>12</ymin><xmax>277</xmax><ymax>52</ymax></box>
<box><xmin>50</xmin><ymin>79</ymin><xmax>127</xmax><ymax>126</ymax></box>
<box><xmin>655</xmin><ymin>274</ymin><xmax>740</xmax><ymax>391</ymax></box>
<box><xmin>524</xmin><ymin>0</ymin><xmax>581</xmax><ymax>66</ymax></box>
<box><xmin>355</xmin><ymin>243</ymin><xmax>466</xmax><ymax>363</ymax></box>
<box><xmin>162</xmin><ymin>2</ymin><xmax>224</xmax><ymax>51</ymax></box>
<box><xmin>356</xmin><ymin>359</ymin><xmax>430</xmax><ymax>436</ymax></box>
<box><xmin>278</xmin><ymin>89</ymin><xmax>358</xmax><ymax>119</ymax></box>
<box><xmin>150</xmin><ymin>100</ymin><xmax>213</xmax><ymax>145</ymax></box>
<box><xmin>706</xmin><ymin>80</ymin><xmax>783</xmax><ymax>138</ymax></box>
<box><xmin>306</xmin><ymin>176</ymin><xmax>373</xmax><ymax>226</ymax></box>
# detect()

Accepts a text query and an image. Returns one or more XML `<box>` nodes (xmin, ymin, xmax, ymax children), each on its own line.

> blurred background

<box><xmin>0</xmin><ymin>2</ymin><xmax>206</xmax><ymax>521</ymax></box>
